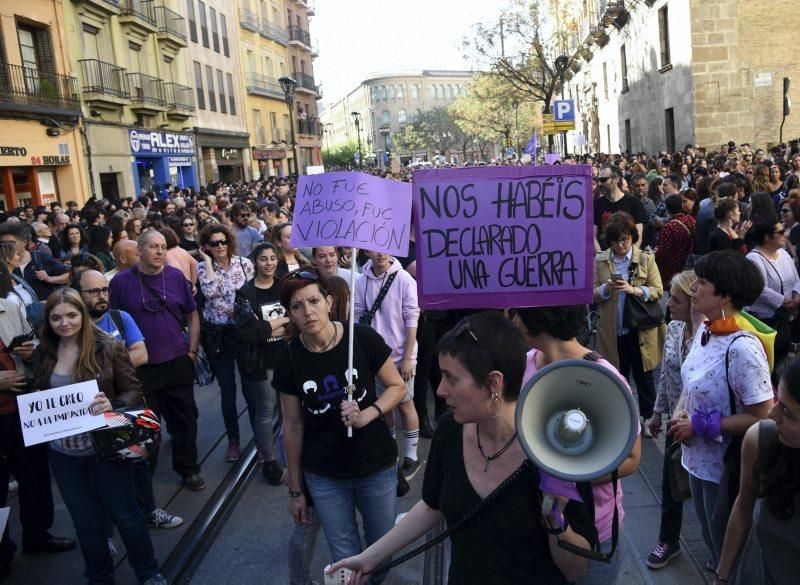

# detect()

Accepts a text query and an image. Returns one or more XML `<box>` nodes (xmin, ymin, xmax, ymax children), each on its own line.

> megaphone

<box><xmin>515</xmin><ymin>359</ymin><xmax>639</xmax><ymax>483</ymax></box>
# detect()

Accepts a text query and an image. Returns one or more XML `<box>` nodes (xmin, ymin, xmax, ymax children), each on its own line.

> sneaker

<box><xmin>401</xmin><ymin>457</ymin><xmax>421</xmax><ymax>481</ymax></box>
<box><xmin>148</xmin><ymin>508</ymin><xmax>184</xmax><ymax>529</ymax></box>
<box><xmin>396</xmin><ymin>468</ymin><xmax>410</xmax><ymax>497</ymax></box>
<box><xmin>642</xmin><ymin>417</ymin><xmax>653</xmax><ymax>438</ymax></box>
<box><xmin>225</xmin><ymin>440</ymin><xmax>240</xmax><ymax>462</ymax></box>
<box><xmin>646</xmin><ymin>541</ymin><xmax>680</xmax><ymax>569</ymax></box>
<box><xmin>183</xmin><ymin>474</ymin><xmax>206</xmax><ymax>491</ymax></box>
<box><xmin>8</xmin><ymin>479</ymin><xmax>17</xmax><ymax>492</ymax></box>
<box><xmin>142</xmin><ymin>574</ymin><xmax>168</xmax><ymax>585</ymax></box>
<box><xmin>256</xmin><ymin>446</ymin><xmax>265</xmax><ymax>463</ymax></box>
<box><xmin>107</xmin><ymin>538</ymin><xmax>118</xmax><ymax>557</ymax></box>
<box><xmin>262</xmin><ymin>460</ymin><xmax>283</xmax><ymax>486</ymax></box>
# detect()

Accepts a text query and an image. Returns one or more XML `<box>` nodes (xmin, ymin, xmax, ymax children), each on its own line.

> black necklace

<box><xmin>476</xmin><ymin>425</ymin><xmax>517</xmax><ymax>472</ymax></box>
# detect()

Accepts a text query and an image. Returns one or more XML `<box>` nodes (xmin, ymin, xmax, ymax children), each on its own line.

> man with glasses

<box><xmin>593</xmin><ymin>165</ymin><xmax>646</xmax><ymax>252</ymax></box>
<box><xmin>109</xmin><ymin>231</ymin><xmax>205</xmax><ymax>491</ymax></box>
<box><xmin>229</xmin><ymin>202</ymin><xmax>262</xmax><ymax>257</ymax></box>
<box><xmin>72</xmin><ymin>269</ymin><xmax>183</xmax><ymax>530</ymax></box>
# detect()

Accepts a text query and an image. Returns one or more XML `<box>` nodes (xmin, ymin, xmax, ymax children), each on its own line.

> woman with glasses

<box><xmin>32</xmin><ymin>288</ymin><xmax>166</xmax><ymax>585</ymax></box>
<box><xmin>327</xmin><ymin>311</ymin><xmax>596</xmax><ymax>585</ymax></box>
<box><xmin>59</xmin><ymin>224</ymin><xmax>89</xmax><ymax>262</ymax></box>
<box><xmin>271</xmin><ymin>223</ymin><xmax>310</xmax><ymax>279</ymax></box>
<box><xmin>179</xmin><ymin>215</ymin><xmax>199</xmax><ymax>252</ymax></box>
<box><xmin>274</xmin><ymin>269</ymin><xmax>407</xmax><ymax>583</ymax></box>
<box><xmin>197</xmin><ymin>224</ymin><xmax>255</xmax><ymax>463</ymax></box>
<box><xmin>593</xmin><ymin>212</ymin><xmax>665</xmax><ymax>437</ymax></box>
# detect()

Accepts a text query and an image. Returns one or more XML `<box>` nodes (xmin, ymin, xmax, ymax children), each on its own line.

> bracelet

<box><xmin>371</xmin><ymin>403</ymin><xmax>384</xmax><ymax>418</ymax></box>
<box><xmin>288</xmin><ymin>489</ymin><xmax>303</xmax><ymax>498</ymax></box>
<box><xmin>188</xmin><ymin>349</ymin><xmax>197</xmax><ymax>355</ymax></box>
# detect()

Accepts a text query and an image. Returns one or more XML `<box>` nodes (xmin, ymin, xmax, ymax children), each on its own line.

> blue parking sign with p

<box><xmin>553</xmin><ymin>100</ymin><xmax>575</xmax><ymax>122</ymax></box>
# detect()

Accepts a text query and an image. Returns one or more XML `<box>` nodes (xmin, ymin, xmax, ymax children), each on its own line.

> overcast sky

<box><xmin>312</xmin><ymin>0</ymin><xmax>502</xmax><ymax>107</ymax></box>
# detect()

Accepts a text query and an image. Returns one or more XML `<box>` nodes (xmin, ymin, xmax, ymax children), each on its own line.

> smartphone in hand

<box><xmin>610</xmin><ymin>273</ymin><xmax>624</xmax><ymax>282</ymax></box>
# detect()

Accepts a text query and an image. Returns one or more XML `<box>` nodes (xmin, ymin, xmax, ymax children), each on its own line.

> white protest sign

<box><xmin>17</xmin><ymin>381</ymin><xmax>107</xmax><ymax>447</ymax></box>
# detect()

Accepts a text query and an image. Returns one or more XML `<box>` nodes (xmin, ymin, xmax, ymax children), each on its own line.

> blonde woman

<box><xmin>270</xmin><ymin>222</ymin><xmax>310</xmax><ymax>280</ymax></box>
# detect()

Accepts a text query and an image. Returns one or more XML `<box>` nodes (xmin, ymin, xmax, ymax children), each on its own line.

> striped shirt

<box><xmin>745</xmin><ymin>249</ymin><xmax>799</xmax><ymax>319</ymax></box>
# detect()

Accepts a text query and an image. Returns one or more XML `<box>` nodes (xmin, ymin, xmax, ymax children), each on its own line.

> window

<box><xmin>624</xmin><ymin>119</ymin><xmax>632</xmax><ymax>153</ymax></box>
<box><xmin>389</xmin><ymin>85</ymin><xmax>395</xmax><ymax>100</ymax></box>
<box><xmin>450</xmin><ymin>85</ymin><xmax>456</xmax><ymax>98</ymax></box>
<box><xmin>602</xmin><ymin>62</ymin><xmax>608</xmax><ymax>100</ymax></box>
<box><xmin>210</xmin><ymin>7</ymin><xmax>219</xmax><ymax>53</ymax></box>
<box><xmin>270</xmin><ymin>112</ymin><xmax>279</xmax><ymax>141</ymax></box>
<box><xmin>397</xmin><ymin>85</ymin><xmax>403</xmax><ymax>99</ymax></box>
<box><xmin>665</xmin><ymin>107</ymin><xmax>675</xmax><ymax>153</ymax></box>
<box><xmin>220</xmin><ymin>14</ymin><xmax>229</xmax><ymax>57</ymax></box>
<box><xmin>187</xmin><ymin>0</ymin><xmax>197</xmax><ymax>43</ymax></box>
<box><xmin>128</xmin><ymin>41</ymin><xmax>142</xmax><ymax>73</ymax></box>
<box><xmin>198</xmin><ymin>1</ymin><xmax>209</xmax><ymax>48</ymax></box>
<box><xmin>381</xmin><ymin>110</ymin><xmax>390</xmax><ymax>125</ymax></box>
<box><xmin>194</xmin><ymin>61</ymin><xmax>205</xmax><ymax>109</ymax></box>
<box><xmin>620</xmin><ymin>45</ymin><xmax>628</xmax><ymax>92</ymax></box>
<box><xmin>80</xmin><ymin>23</ymin><xmax>101</xmax><ymax>60</ymax></box>
<box><xmin>658</xmin><ymin>6</ymin><xmax>671</xmax><ymax>69</ymax></box>
<box><xmin>398</xmin><ymin>109</ymin><xmax>407</xmax><ymax>124</ymax></box>
<box><xmin>163</xmin><ymin>55</ymin><xmax>174</xmax><ymax>84</ymax></box>
<box><xmin>206</xmin><ymin>64</ymin><xmax>216</xmax><ymax>111</ymax></box>
<box><xmin>217</xmin><ymin>69</ymin><xmax>226</xmax><ymax>113</ymax></box>
<box><xmin>226</xmin><ymin>73</ymin><xmax>236</xmax><ymax>115</ymax></box>
<box><xmin>432</xmin><ymin>85</ymin><xmax>438</xmax><ymax>100</ymax></box>
<box><xmin>411</xmin><ymin>84</ymin><xmax>419</xmax><ymax>99</ymax></box>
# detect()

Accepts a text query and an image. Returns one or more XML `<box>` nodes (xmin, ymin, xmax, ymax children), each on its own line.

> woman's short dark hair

<box><xmin>693</xmin><ymin>250</ymin><xmax>764</xmax><ymax>309</ymax></box>
<box><xmin>278</xmin><ymin>268</ymin><xmax>329</xmax><ymax>314</ymax></box>
<box><xmin>665</xmin><ymin>194</ymin><xmax>684</xmax><ymax>215</ymax></box>
<box><xmin>198</xmin><ymin>223</ymin><xmax>237</xmax><ymax>259</ymax></box>
<box><xmin>159</xmin><ymin>227</ymin><xmax>180</xmax><ymax>250</ymax></box>
<box><xmin>436</xmin><ymin>311</ymin><xmax>527</xmax><ymax>401</ymax></box>
<box><xmin>515</xmin><ymin>305</ymin><xmax>588</xmax><ymax>341</ymax></box>
<box><xmin>86</xmin><ymin>225</ymin><xmax>111</xmax><ymax>255</ymax></box>
<box><xmin>251</xmin><ymin>241</ymin><xmax>277</xmax><ymax>263</ymax></box>
<box><xmin>746</xmin><ymin>219</ymin><xmax>782</xmax><ymax>248</ymax></box>
<box><xmin>714</xmin><ymin>198</ymin><xmax>739</xmax><ymax>221</ymax></box>
<box><xmin>602</xmin><ymin>212</ymin><xmax>639</xmax><ymax>248</ymax></box>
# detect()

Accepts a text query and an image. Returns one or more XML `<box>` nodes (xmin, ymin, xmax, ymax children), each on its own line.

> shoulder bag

<box><xmin>622</xmin><ymin>259</ymin><xmax>665</xmax><ymax>330</ymax></box>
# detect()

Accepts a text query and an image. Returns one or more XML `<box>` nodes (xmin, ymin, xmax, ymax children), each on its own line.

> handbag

<box><xmin>667</xmin><ymin>440</ymin><xmax>692</xmax><ymax>502</ymax></box>
<box><xmin>622</xmin><ymin>261</ymin><xmax>664</xmax><ymax>329</ymax></box>
<box><xmin>752</xmin><ymin>251</ymin><xmax>792</xmax><ymax>356</ymax></box>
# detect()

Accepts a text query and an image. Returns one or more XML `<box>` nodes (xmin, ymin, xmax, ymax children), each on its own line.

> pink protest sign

<box><xmin>291</xmin><ymin>172</ymin><xmax>412</xmax><ymax>257</ymax></box>
<box><xmin>412</xmin><ymin>165</ymin><xmax>594</xmax><ymax>310</ymax></box>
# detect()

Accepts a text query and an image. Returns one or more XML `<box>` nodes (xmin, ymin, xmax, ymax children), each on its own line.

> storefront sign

<box><xmin>253</xmin><ymin>148</ymin><xmax>286</xmax><ymax>160</ymax></box>
<box><xmin>30</xmin><ymin>155</ymin><xmax>70</xmax><ymax>166</ymax></box>
<box><xmin>129</xmin><ymin>130</ymin><xmax>195</xmax><ymax>155</ymax></box>
<box><xmin>220</xmin><ymin>148</ymin><xmax>239</xmax><ymax>160</ymax></box>
<box><xmin>0</xmin><ymin>146</ymin><xmax>27</xmax><ymax>157</ymax></box>
<box><xmin>168</xmin><ymin>156</ymin><xmax>193</xmax><ymax>167</ymax></box>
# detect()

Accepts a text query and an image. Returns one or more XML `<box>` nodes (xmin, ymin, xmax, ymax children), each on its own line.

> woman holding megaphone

<box><xmin>326</xmin><ymin>311</ymin><xmax>596</xmax><ymax>585</ymax></box>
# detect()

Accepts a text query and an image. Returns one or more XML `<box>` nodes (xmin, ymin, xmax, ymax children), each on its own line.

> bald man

<box><xmin>106</xmin><ymin>240</ymin><xmax>140</xmax><ymax>281</ymax></box>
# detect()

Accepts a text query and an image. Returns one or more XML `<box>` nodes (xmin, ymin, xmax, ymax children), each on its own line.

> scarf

<box><xmin>703</xmin><ymin>310</ymin><xmax>776</xmax><ymax>371</ymax></box>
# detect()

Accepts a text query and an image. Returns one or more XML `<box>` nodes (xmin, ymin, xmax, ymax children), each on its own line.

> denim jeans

<box><xmin>242</xmin><ymin>368</ymin><xmax>277</xmax><ymax>461</ymax></box>
<box><xmin>289</xmin><ymin>506</ymin><xmax>322</xmax><ymax>585</ymax></box>
<box><xmin>304</xmin><ymin>465</ymin><xmax>397</xmax><ymax>584</ymax></box>
<box><xmin>49</xmin><ymin>450</ymin><xmax>159</xmax><ymax>584</ymax></box>
<box><xmin>658</xmin><ymin>434</ymin><xmax>684</xmax><ymax>545</ymax></box>
<box><xmin>576</xmin><ymin>537</ymin><xmax>623</xmax><ymax>585</ymax></box>
<box><xmin>689</xmin><ymin>473</ymin><xmax>723</xmax><ymax>567</ymax></box>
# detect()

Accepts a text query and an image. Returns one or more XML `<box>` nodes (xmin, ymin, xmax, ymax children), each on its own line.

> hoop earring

<box><xmin>721</xmin><ymin>304</ymin><xmax>727</xmax><ymax>320</ymax></box>
<box><xmin>486</xmin><ymin>392</ymin><xmax>501</xmax><ymax>418</ymax></box>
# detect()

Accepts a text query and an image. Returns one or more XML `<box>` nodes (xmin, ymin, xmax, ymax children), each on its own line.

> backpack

<box><xmin>108</xmin><ymin>309</ymin><xmax>127</xmax><ymax>343</ymax></box>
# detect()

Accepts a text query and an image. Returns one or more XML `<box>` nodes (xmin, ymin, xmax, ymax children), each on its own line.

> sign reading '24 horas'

<box><xmin>129</xmin><ymin>130</ymin><xmax>195</xmax><ymax>155</ymax></box>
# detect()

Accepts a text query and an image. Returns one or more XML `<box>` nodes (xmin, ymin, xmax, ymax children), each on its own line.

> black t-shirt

<box><xmin>253</xmin><ymin>281</ymin><xmax>285</xmax><ymax>366</ymax></box>
<box><xmin>180</xmin><ymin>238</ymin><xmax>199</xmax><ymax>252</ymax></box>
<box><xmin>422</xmin><ymin>412</ymin><xmax>597</xmax><ymax>585</ymax></box>
<box><xmin>594</xmin><ymin>194</ymin><xmax>646</xmax><ymax>246</ymax></box>
<box><xmin>708</xmin><ymin>227</ymin><xmax>745</xmax><ymax>253</ymax></box>
<box><xmin>272</xmin><ymin>323</ymin><xmax>395</xmax><ymax>478</ymax></box>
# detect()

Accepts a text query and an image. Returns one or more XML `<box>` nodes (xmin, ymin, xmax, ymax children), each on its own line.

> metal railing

<box><xmin>164</xmin><ymin>82</ymin><xmax>194</xmax><ymax>111</ymax></box>
<box><xmin>292</xmin><ymin>71</ymin><xmax>316</xmax><ymax>92</ymax></box>
<box><xmin>78</xmin><ymin>59</ymin><xmax>130</xmax><ymax>99</ymax></box>
<box><xmin>288</xmin><ymin>25</ymin><xmax>311</xmax><ymax>47</ymax></box>
<box><xmin>127</xmin><ymin>72</ymin><xmax>165</xmax><ymax>106</ymax></box>
<box><xmin>297</xmin><ymin>119</ymin><xmax>318</xmax><ymax>136</ymax></box>
<box><xmin>0</xmin><ymin>64</ymin><xmax>80</xmax><ymax>111</ymax></box>
<box><xmin>260</xmin><ymin>20</ymin><xmax>288</xmax><ymax>44</ymax></box>
<box><xmin>155</xmin><ymin>5</ymin><xmax>186</xmax><ymax>40</ymax></box>
<box><xmin>239</xmin><ymin>8</ymin><xmax>259</xmax><ymax>32</ymax></box>
<box><xmin>120</xmin><ymin>0</ymin><xmax>156</xmax><ymax>26</ymax></box>
<box><xmin>245</xmin><ymin>73</ymin><xmax>284</xmax><ymax>99</ymax></box>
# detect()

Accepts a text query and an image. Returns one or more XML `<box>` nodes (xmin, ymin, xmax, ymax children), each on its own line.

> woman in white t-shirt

<box><xmin>668</xmin><ymin>250</ymin><xmax>774</xmax><ymax>570</ymax></box>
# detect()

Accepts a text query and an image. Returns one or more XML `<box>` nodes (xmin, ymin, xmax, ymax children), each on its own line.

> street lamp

<box><xmin>511</xmin><ymin>98</ymin><xmax>520</xmax><ymax>162</ymax></box>
<box><xmin>351</xmin><ymin>111</ymin><xmax>363</xmax><ymax>169</ymax></box>
<box><xmin>554</xmin><ymin>55</ymin><xmax>570</xmax><ymax>157</ymax></box>
<box><xmin>323</xmin><ymin>123</ymin><xmax>333</xmax><ymax>161</ymax></box>
<box><xmin>279</xmin><ymin>75</ymin><xmax>300</xmax><ymax>176</ymax></box>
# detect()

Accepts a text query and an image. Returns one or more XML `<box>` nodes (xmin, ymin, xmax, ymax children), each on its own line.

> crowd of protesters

<box><xmin>0</xmin><ymin>139</ymin><xmax>797</xmax><ymax>584</ymax></box>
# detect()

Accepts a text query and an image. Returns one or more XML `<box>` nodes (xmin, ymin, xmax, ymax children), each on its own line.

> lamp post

<box><xmin>554</xmin><ymin>55</ymin><xmax>570</xmax><ymax>157</ymax></box>
<box><xmin>511</xmin><ymin>98</ymin><xmax>520</xmax><ymax>162</ymax></box>
<box><xmin>279</xmin><ymin>75</ymin><xmax>300</xmax><ymax>176</ymax></box>
<box><xmin>323</xmin><ymin>123</ymin><xmax>333</xmax><ymax>162</ymax></box>
<box><xmin>351</xmin><ymin>111</ymin><xmax>363</xmax><ymax>169</ymax></box>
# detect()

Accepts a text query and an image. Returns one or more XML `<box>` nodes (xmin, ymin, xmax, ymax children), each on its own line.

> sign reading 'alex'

<box><xmin>129</xmin><ymin>130</ymin><xmax>195</xmax><ymax>155</ymax></box>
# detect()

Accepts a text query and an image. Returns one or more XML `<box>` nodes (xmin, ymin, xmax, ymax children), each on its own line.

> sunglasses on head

<box><xmin>207</xmin><ymin>239</ymin><xmax>228</xmax><ymax>248</ymax></box>
<box><xmin>286</xmin><ymin>270</ymin><xmax>319</xmax><ymax>282</ymax></box>
<box><xmin>451</xmin><ymin>318</ymin><xmax>494</xmax><ymax>362</ymax></box>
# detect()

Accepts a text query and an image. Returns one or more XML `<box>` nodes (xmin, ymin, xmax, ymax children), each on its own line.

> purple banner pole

<box><xmin>412</xmin><ymin>165</ymin><xmax>594</xmax><ymax>310</ymax></box>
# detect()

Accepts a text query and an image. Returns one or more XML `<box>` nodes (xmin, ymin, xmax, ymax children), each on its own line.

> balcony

<box><xmin>297</xmin><ymin>119</ymin><xmax>318</xmax><ymax>136</ymax></box>
<box><xmin>239</xmin><ymin>8</ymin><xmax>259</xmax><ymax>32</ymax></box>
<box><xmin>599</xmin><ymin>0</ymin><xmax>629</xmax><ymax>29</ymax></box>
<box><xmin>154</xmin><ymin>5</ymin><xmax>187</xmax><ymax>49</ymax></box>
<box><xmin>119</xmin><ymin>0</ymin><xmax>158</xmax><ymax>35</ymax></box>
<box><xmin>164</xmin><ymin>82</ymin><xmax>194</xmax><ymax>120</ymax></box>
<box><xmin>72</xmin><ymin>0</ymin><xmax>121</xmax><ymax>16</ymax></box>
<box><xmin>288</xmin><ymin>25</ymin><xmax>312</xmax><ymax>49</ymax></box>
<box><xmin>78</xmin><ymin>59</ymin><xmax>130</xmax><ymax>109</ymax></box>
<box><xmin>0</xmin><ymin>64</ymin><xmax>81</xmax><ymax>117</ymax></box>
<box><xmin>127</xmin><ymin>72</ymin><xmax>166</xmax><ymax>115</ymax></box>
<box><xmin>306</xmin><ymin>0</ymin><xmax>315</xmax><ymax>16</ymax></box>
<box><xmin>293</xmin><ymin>71</ymin><xmax>317</xmax><ymax>95</ymax></box>
<box><xmin>589</xmin><ymin>26</ymin><xmax>609</xmax><ymax>47</ymax></box>
<box><xmin>246</xmin><ymin>73</ymin><xmax>285</xmax><ymax>99</ymax></box>
<box><xmin>261</xmin><ymin>21</ymin><xmax>288</xmax><ymax>45</ymax></box>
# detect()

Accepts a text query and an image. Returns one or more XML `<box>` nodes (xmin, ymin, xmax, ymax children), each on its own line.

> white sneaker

<box><xmin>147</xmin><ymin>508</ymin><xmax>184</xmax><ymax>529</ymax></box>
<box><xmin>7</xmin><ymin>480</ymin><xmax>18</xmax><ymax>492</ymax></box>
<box><xmin>107</xmin><ymin>538</ymin><xmax>118</xmax><ymax>556</ymax></box>
<box><xmin>642</xmin><ymin>417</ymin><xmax>654</xmax><ymax>438</ymax></box>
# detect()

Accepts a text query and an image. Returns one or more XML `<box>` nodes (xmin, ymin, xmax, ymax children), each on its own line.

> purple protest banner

<box><xmin>290</xmin><ymin>171</ymin><xmax>412</xmax><ymax>257</ymax></box>
<box><xmin>543</xmin><ymin>153</ymin><xmax>561</xmax><ymax>165</ymax></box>
<box><xmin>413</xmin><ymin>165</ymin><xmax>593</xmax><ymax>310</ymax></box>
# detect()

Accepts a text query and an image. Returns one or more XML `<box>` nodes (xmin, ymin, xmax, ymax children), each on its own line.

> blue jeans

<box><xmin>576</xmin><ymin>537</ymin><xmax>623</xmax><ymax>585</ymax></box>
<box><xmin>50</xmin><ymin>450</ymin><xmax>159</xmax><ymax>584</ymax></box>
<box><xmin>304</xmin><ymin>465</ymin><xmax>397</xmax><ymax>584</ymax></box>
<box><xmin>689</xmin><ymin>473</ymin><xmax>724</xmax><ymax>567</ymax></box>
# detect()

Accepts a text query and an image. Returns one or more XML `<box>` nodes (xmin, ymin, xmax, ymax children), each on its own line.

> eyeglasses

<box><xmin>781</xmin><ymin>208</ymin><xmax>792</xmax><ymax>214</ymax></box>
<box><xmin>82</xmin><ymin>287</ymin><xmax>109</xmax><ymax>297</ymax></box>
<box><xmin>182</xmin><ymin>222</ymin><xmax>195</xmax><ymax>227</ymax></box>
<box><xmin>207</xmin><ymin>239</ymin><xmax>228</xmax><ymax>248</ymax></box>
<box><xmin>597</xmin><ymin>176</ymin><xmax>612</xmax><ymax>183</ymax></box>
<box><xmin>612</xmin><ymin>237</ymin><xmax>633</xmax><ymax>246</ymax></box>
<box><xmin>238</xmin><ymin>213</ymin><xmax>251</xmax><ymax>219</ymax></box>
